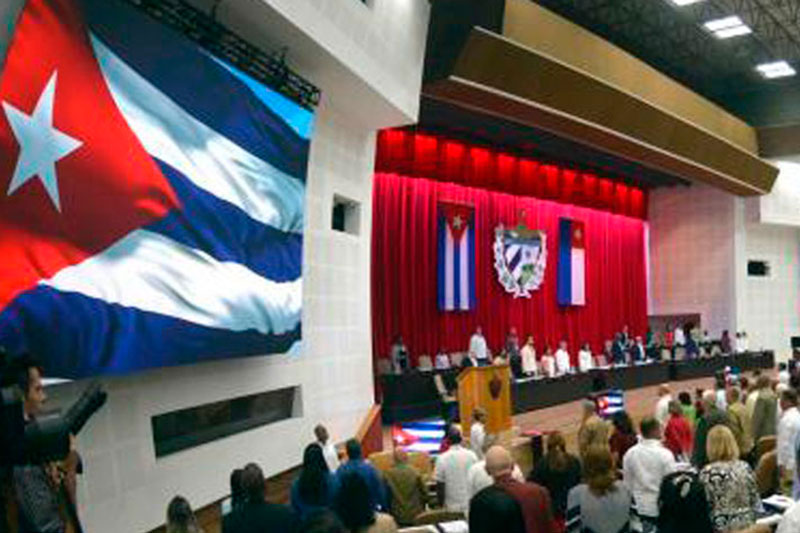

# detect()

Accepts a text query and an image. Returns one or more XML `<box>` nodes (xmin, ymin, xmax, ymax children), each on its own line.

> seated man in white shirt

<box><xmin>540</xmin><ymin>346</ymin><xmax>556</xmax><ymax>378</ymax></box>
<box><xmin>622</xmin><ymin>417</ymin><xmax>677</xmax><ymax>530</ymax></box>
<box><xmin>554</xmin><ymin>340</ymin><xmax>571</xmax><ymax>376</ymax></box>
<box><xmin>434</xmin><ymin>426</ymin><xmax>479</xmax><ymax>513</ymax></box>
<box><xmin>520</xmin><ymin>336</ymin><xmax>538</xmax><ymax>376</ymax></box>
<box><xmin>435</xmin><ymin>349</ymin><xmax>451</xmax><ymax>370</ymax></box>
<box><xmin>577</xmin><ymin>343</ymin><xmax>594</xmax><ymax>373</ymax></box>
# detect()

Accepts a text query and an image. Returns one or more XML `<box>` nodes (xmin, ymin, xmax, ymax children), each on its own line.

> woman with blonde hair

<box><xmin>699</xmin><ymin>425</ymin><xmax>762</xmax><ymax>532</ymax></box>
<box><xmin>565</xmin><ymin>446</ymin><xmax>634</xmax><ymax>533</ymax></box>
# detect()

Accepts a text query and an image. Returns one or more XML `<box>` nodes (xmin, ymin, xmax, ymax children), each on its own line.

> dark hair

<box><xmin>5</xmin><ymin>354</ymin><xmax>43</xmax><ymax>395</ymax></box>
<box><xmin>640</xmin><ymin>417</ymin><xmax>660</xmax><ymax>438</ymax></box>
<box><xmin>448</xmin><ymin>426</ymin><xmax>462</xmax><ymax>445</ymax></box>
<box><xmin>334</xmin><ymin>473</ymin><xmax>375</xmax><ymax>531</ymax></box>
<box><xmin>782</xmin><ymin>388</ymin><xmax>798</xmax><ymax>406</ymax></box>
<box><xmin>611</xmin><ymin>411</ymin><xmax>634</xmax><ymax>436</ymax></box>
<box><xmin>678</xmin><ymin>392</ymin><xmax>692</xmax><ymax>406</ymax></box>
<box><xmin>345</xmin><ymin>439</ymin><xmax>362</xmax><ymax>461</ymax></box>
<box><xmin>241</xmin><ymin>463</ymin><xmax>266</xmax><ymax>503</ymax></box>
<box><xmin>658</xmin><ymin>471</ymin><xmax>714</xmax><ymax>533</ymax></box>
<box><xmin>230</xmin><ymin>468</ymin><xmax>245</xmax><ymax>511</ymax></box>
<box><xmin>166</xmin><ymin>496</ymin><xmax>199</xmax><ymax>533</ymax></box>
<box><xmin>301</xmin><ymin>510</ymin><xmax>347</xmax><ymax>533</ymax></box>
<box><xmin>299</xmin><ymin>443</ymin><xmax>331</xmax><ymax>506</ymax></box>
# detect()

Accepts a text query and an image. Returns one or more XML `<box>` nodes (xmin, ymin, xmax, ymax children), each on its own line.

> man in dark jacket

<box><xmin>692</xmin><ymin>390</ymin><xmax>734</xmax><ymax>467</ymax></box>
<box><xmin>223</xmin><ymin>463</ymin><xmax>299</xmax><ymax>533</ymax></box>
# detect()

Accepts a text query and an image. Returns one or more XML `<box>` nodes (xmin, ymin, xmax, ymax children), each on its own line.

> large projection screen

<box><xmin>0</xmin><ymin>0</ymin><xmax>313</xmax><ymax>378</ymax></box>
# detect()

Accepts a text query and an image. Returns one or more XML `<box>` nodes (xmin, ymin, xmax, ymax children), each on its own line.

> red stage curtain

<box><xmin>371</xmin><ymin>172</ymin><xmax>648</xmax><ymax>366</ymax></box>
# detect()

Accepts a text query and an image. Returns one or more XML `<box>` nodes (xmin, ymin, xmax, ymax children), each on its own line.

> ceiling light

<box><xmin>669</xmin><ymin>0</ymin><xmax>705</xmax><ymax>5</ymax></box>
<box><xmin>703</xmin><ymin>16</ymin><xmax>752</xmax><ymax>39</ymax></box>
<box><xmin>756</xmin><ymin>61</ymin><xmax>796</xmax><ymax>79</ymax></box>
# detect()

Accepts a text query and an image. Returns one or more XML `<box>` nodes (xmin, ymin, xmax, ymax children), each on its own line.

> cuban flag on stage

<box><xmin>557</xmin><ymin>218</ymin><xmax>586</xmax><ymax>306</ymax></box>
<box><xmin>437</xmin><ymin>202</ymin><xmax>475</xmax><ymax>311</ymax></box>
<box><xmin>0</xmin><ymin>0</ymin><xmax>312</xmax><ymax>378</ymax></box>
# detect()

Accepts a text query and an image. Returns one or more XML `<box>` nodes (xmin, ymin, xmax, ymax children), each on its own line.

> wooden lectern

<box><xmin>457</xmin><ymin>364</ymin><xmax>512</xmax><ymax>437</ymax></box>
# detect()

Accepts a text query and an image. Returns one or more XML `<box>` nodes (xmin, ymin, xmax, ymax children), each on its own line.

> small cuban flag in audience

<box><xmin>557</xmin><ymin>218</ymin><xmax>586</xmax><ymax>306</ymax></box>
<box><xmin>437</xmin><ymin>202</ymin><xmax>476</xmax><ymax>311</ymax></box>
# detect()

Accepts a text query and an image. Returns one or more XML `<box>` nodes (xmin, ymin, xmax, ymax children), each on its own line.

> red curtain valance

<box><xmin>375</xmin><ymin>129</ymin><xmax>648</xmax><ymax>220</ymax></box>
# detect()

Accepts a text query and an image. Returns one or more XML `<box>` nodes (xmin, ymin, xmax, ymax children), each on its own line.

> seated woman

<box><xmin>334</xmin><ymin>472</ymin><xmax>397</xmax><ymax>533</ymax></box>
<box><xmin>699</xmin><ymin>426</ymin><xmax>762</xmax><ymax>533</ymax></box>
<box><xmin>291</xmin><ymin>443</ymin><xmax>339</xmax><ymax>519</ymax></box>
<box><xmin>566</xmin><ymin>446</ymin><xmax>634</xmax><ymax>533</ymax></box>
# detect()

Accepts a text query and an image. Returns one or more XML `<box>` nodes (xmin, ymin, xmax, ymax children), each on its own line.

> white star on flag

<box><xmin>3</xmin><ymin>71</ymin><xmax>83</xmax><ymax>212</ymax></box>
<box><xmin>452</xmin><ymin>215</ymin><xmax>463</xmax><ymax>229</ymax></box>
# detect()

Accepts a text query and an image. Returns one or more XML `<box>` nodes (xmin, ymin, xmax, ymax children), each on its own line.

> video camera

<box><xmin>0</xmin><ymin>347</ymin><xmax>107</xmax><ymax>465</ymax></box>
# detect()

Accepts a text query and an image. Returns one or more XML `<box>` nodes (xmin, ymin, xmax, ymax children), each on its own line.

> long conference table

<box><xmin>380</xmin><ymin>351</ymin><xmax>775</xmax><ymax>424</ymax></box>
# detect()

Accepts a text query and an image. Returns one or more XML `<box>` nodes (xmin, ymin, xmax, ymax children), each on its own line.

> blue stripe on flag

<box><xmin>557</xmin><ymin>218</ymin><xmax>572</xmax><ymax>306</ymax></box>
<box><xmin>468</xmin><ymin>224</ymin><xmax>476</xmax><ymax>309</ymax></box>
<box><xmin>452</xmin><ymin>226</ymin><xmax>461</xmax><ymax>310</ymax></box>
<box><xmin>147</xmin><ymin>160</ymin><xmax>301</xmax><ymax>282</ymax></box>
<box><xmin>81</xmin><ymin>0</ymin><xmax>311</xmax><ymax>182</ymax></box>
<box><xmin>437</xmin><ymin>212</ymin><xmax>446</xmax><ymax>310</ymax></box>
<box><xmin>0</xmin><ymin>286</ymin><xmax>300</xmax><ymax>379</ymax></box>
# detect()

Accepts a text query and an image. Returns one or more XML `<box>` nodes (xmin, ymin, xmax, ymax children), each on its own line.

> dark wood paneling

<box><xmin>757</xmin><ymin>124</ymin><xmax>800</xmax><ymax>158</ymax></box>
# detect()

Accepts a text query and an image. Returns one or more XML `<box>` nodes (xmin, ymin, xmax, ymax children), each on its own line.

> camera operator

<box><xmin>10</xmin><ymin>356</ymin><xmax>82</xmax><ymax>533</ymax></box>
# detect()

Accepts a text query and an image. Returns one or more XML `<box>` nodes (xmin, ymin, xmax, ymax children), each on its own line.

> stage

<box><xmin>380</xmin><ymin>351</ymin><xmax>775</xmax><ymax>423</ymax></box>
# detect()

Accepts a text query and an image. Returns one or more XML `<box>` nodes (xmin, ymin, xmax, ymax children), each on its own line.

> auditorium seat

<box><xmin>755</xmin><ymin>450</ymin><xmax>778</xmax><ymax>497</ymax></box>
<box><xmin>418</xmin><ymin>355</ymin><xmax>433</xmax><ymax>371</ymax></box>
<box><xmin>756</xmin><ymin>436</ymin><xmax>777</xmax><ymax>460</ymax></box>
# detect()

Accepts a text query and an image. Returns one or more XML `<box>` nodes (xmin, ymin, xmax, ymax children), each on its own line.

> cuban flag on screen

<box><xmin>557</xmin><ymin>218</ymin><xmax>586</xmax><ymax>306</ymax></box>
<box><xmin>0</xmin><ymin>0</ymin><xmax>312</xmax><ymax>378</ymax></box>
<box><xmin>437</xmin><ymin>202</ymin><xmax>476</xmax><ymax>311</ymax></box>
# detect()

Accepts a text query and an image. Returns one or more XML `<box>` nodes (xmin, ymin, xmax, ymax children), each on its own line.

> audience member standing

<box><xmin>315</xmin><ymin>425</ymin><xmax>340</xmax><ymax>473</ymax></box>
<box><xmin>383</xmin><ymin>449</ymin><xmax>427</xmax><ymax>527</ymax></box>
<box><xmin>530</xmin><ymin>432</ymin><xmax>581</xmax><ymax>526</ymax></box>
<box><xmin>776</xmin><ymin>388</ymin><xmax>800</xmax><ymax>497</ymax></box>
<box><xmin>566</xmin><ymin>446</ymin><xmax>635</xmax><ymax>533</ymax></box>
<box><xmin>578</xmin><ymin>400</ymin><xmax>610</xmax><ymax>459</ymax></box>
<box><xmin>469</xmin><ymin>446</ymin><xmax>556</xmax><ymax>533</ymax></box>
<box><xmin>745</xmin><ymin>372</ymin><xmax>762</xmax><ymax>420</ymax></box>
<box><xmin>469</xmin><ymin>326</ymin><xmax>489</xmax><ymax>365</ymax></box>
<box><xmin>434</xmin><ymin>426</ymin><xmax>479</xmax><ymax>513</ymax></box>
<box><xmin>521</xmin><ymin>336</ymin><xmax>538</xmax><ymax>376</ymax></box>
<box><xmin>720</xmin><ymin>330</ymin><xmax>732</xmax><ymax>354</ymax></box>
<box><xmin>468</xmin><ymin>436</ymin><xmax>524</xmax><ymax>498</ymax></box>
<box><xmin>679</xmin><ymin>391</ymin><xmax>698</xmax><ymax>426</ymax></box>
<box><xmin>751</xmin><ymin>375</ymin><xmax>777</xmax><ymax>443</ymax></box>
<box><xmin>334</xmin><ymin>473</ymin><xmax>397</xmax><ymax>533</ymax></box>
<box><xmin>699</xmin><ymin>426</ymin><xmax>762</xmax><ymax>533</ymax></box>
<box><xmin>390</xmin><ymin>335</ymin><xmax>408</xmax><ymax>374</ymax></box>
<box><xmin>167</xmin><ymin>496</ymin><xmax>204</xmax><ymax>533</ymax></box>
<box><xmin>470</xmin><ymin>408</ymin><xmax>487</xmax><ymax>459</ymax></box>
<box><xmin>664</xmin><ymin>400</ymin><xmax>693</xmax><ymax>461</ymax></box>
<box><xmin>655</xmin><ymin>384</ymin><xmax>672</xmax><ymax>426</ymax></box>
<box><xmin>657</xmin><ymin>471</ymin><xmax>716</xmax><ymax>533</ymax></box>
<box><xmin>726</xmin><ymin>387</ymin><xmax>754</xmax><ymax>462</ymax></box>
<box><xmin>694</xmin><ymin>390</ymin><xmax>733</xmax><ymax>468</ymax></box>
<box><xmin>608</xmin><ymin>411</ymin><xmax>638</xmax><ymax>466</ymax></box>
<box><xmin>223</xmin><ymin>463</ymin><xmax>299</xmax><ymax>533</ymax></box>
<box><xmin>622</xmin><ymin>417</ymin><xmax>676</xmax><ymax>532</ymax></box>
<box><xmin>337</xmin><ymin>440</ymin><xmax>387</xmax><ymax>511</ymax></box>
<box><xmin>541</xmin><ymin>346</ymin><xmax>556</xmax><ymax>378</ymax></box>
<box><xmin>291</xmin><ymin>444</ymin><xmax>338</xmax><ymax>519</ymax></box>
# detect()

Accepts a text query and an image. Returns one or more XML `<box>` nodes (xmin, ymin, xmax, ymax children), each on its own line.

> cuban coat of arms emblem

<box><xmin>493</xmin><ymin>223</ymin><xmax>547</xmax><ymax>298</ymax></box>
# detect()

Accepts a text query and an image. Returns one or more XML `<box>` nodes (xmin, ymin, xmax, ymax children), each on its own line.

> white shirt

<box><xmin>555</xmin><ymin>349</ymin><xmax>571</xmax><ymax>375</ymax></box>
<box><xmin>470</xmin><ymin>422</ymin><xmax>486</xmax><ymax>458</ymax></box>
<box><xmin>318</xmin><ymin>440</ymin><xmax>339</xmax><ymax>472</ymax></box>
<box><xmin>541</xmin><ymin>355</ymin><xmax>555</xmax><ymax>377</ymax></box>
<box><xmin>777</xmin><ymin>406</ymin><xmax>800</xmax><ymax>470</ymax></box>
<box><xmin>467</xmin><ymin>459</ymin><xmax>524</xmax><ymax>498</ymax></box>
<box><xmin>578</xmin><ymin>349</ymin><xmax>593</xmax><ymax>373</ymax></box>
<box><xmin>655</xmin><ymin>395</ymin><xmax>672</xmax><ymax>426</ymax></box>
<box><xmin>521</xmin><ymin>345</ymin><xmax>537</xmax><ymax>375</ymax></box>
<box><xmin>777</xmin><ymin>500</ymin><xmax>800</xmax><ymax>533</ymax></box>
<box><xmin>622</xmin><ymin>439</ymin><xmax>677</xmax><ymax>518</ymax></box>
<box><xmin>434</xmin><ymin>444</ymin><xmax>479</xmax><ymax>512</ymax></box>
<box><xmin>435</xmin><ymin>353</ymin><xmax>450</xmax><ymax>370</ymax></box>
<box><xmin>716</xmin><ymin>389</ymin><xmax>727</xmax><ymax>411</ymax></box>
<box><xmin>674</xmin><ymin>327</ymin><xmax>686</xmax><ymax>346</ymax></box>
<box><xmin>469</xmin><ymin>334</ymin><xmax>488</xmax><ymax>361</ymax></box>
